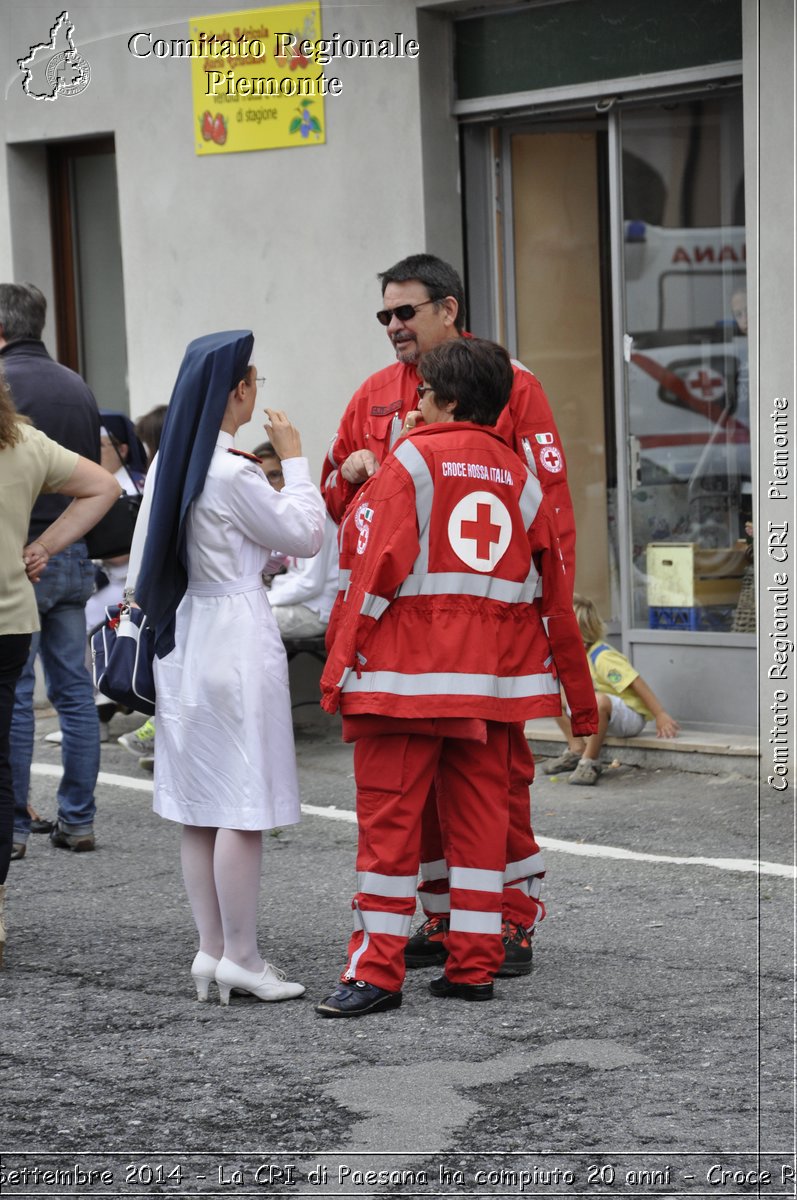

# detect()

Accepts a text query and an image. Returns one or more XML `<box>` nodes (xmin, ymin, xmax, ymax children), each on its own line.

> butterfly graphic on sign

<box><xmin>199</xmin><ymin>111</ymin><xmax>227</xmax><ymax>145</ymax></box>
<box><xmin>447</xmin><ymin>492</ymin><xmax>512</xmax><ymax>572</ymax></box>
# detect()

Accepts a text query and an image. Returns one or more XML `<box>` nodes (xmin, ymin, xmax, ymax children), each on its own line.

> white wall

<box><xmin>0</xmin><ymin>0</ymin><xmax>453</xmax><ymax>472</ymax></box>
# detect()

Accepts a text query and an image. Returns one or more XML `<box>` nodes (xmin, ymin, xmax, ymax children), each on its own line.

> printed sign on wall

<box><xmin>191</xmin><ymin>3</ymin><xmax>326</xmax><ymax>154</ymax></box>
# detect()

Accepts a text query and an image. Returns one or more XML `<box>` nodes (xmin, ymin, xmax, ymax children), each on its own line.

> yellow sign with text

<box><xmin>190</xmin><ymin>4</ymin><xmax>327</xmax><ymax>154</ymax></box>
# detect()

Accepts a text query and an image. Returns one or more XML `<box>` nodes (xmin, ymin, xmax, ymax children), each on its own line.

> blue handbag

<box><xmin>90</xmin><ymin>604</ymin><xmax>156</xmax><ymax>716</ymax></box>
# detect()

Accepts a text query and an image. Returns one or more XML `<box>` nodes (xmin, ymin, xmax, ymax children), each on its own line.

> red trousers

<box><xmin>343</xmin><ymin>721</ymin><xmax>511</xmax><ymax>992</ymax></box>
<box><xmin>417</xmin><ymin>722</ymin><xmax>546</xmax><ymax>929</ymax></box>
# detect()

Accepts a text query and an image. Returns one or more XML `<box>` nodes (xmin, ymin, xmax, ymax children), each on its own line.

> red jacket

<box><xmin>320</xmin><ymin>423</ymin><xmax>596</xmax><ymax>733</ymax></box>
<box><xmin>321</xmin><ymin>350</ymin><xmax>575</xmax><ymax>578</ymax></box>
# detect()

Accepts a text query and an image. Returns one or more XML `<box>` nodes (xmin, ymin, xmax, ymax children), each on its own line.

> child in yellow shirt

<box><xmin>545</xmin><ymin>594</ymin><xmax>679</xmax><ymax>786</ymax></box>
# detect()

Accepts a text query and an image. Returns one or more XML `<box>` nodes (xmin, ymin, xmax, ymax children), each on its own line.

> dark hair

<box><xmin>135</xmin><ymin>404</ymin><xmax>168</xmax><ymax>461</ymax></box>
<box><xmin>0</xmin><ymin>283</ymin><xmax>47</xmax><ymax>341</ymax></box>
<box><xmin>252</xmin><ymin>440</ymin><xmax>279</xmax><ymax>460</ymax></box>
<box><xmin>378</xmin><ymin>254</ymin><xmax>466</xmax><ymax>332</ymax></box>
<box><xmin>418</xmin><ymin>338</ymin><xmax>513</xmax><ymax>426</ymax></box>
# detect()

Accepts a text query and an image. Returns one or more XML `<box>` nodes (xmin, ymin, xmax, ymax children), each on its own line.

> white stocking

<box><xmin>180</xmin><ymin>825</ymin><xmax>223</xmax><ymax>959</ymax></box>
<box><xmin>213</xmin><ymin>828</ymin><xmax>264</xmax><ymax>972</ymax></box>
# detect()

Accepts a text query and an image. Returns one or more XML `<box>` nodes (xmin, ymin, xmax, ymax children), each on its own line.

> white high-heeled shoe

<box><xmin>215</xmin><ymin>956</ymin><xmax>305</xmax><ymax>1005</ymax></box>
<box><xmin>191</xmin><ymin>951</ymin><xmax>220</xmax><ymax>1001</ymax></box>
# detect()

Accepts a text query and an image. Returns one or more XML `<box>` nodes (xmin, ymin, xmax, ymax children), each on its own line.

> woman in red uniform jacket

<box><xmin>315</xmin><ymin>338</ymin><xmax>596</xmax><ymax>1018</ymax></box>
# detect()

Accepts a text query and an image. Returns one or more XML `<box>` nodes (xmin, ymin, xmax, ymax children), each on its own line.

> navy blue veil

<box><xmin>135</xmin><ymin>330</ymin><xmax>254</xmax><ymax>657</ymax></box>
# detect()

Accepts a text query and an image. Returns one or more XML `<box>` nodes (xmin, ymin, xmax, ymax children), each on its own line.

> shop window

<box><xmin>621</xmin><ymin>94</ymin><xmax>752</xmax><ymax>634</ymax></box>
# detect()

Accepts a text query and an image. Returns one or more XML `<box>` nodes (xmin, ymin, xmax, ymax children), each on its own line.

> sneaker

<box><xmin>542</xmin><ymin>748</ymin><xmax>581</xmax><ymax>775</ymax></box>
<box><xmin>10</xmin><ymin>843</ymin><xmax>26</xmax><ymax>861</ymax></box>
<box><xmin>496</xmin><ymin>921</ymin><xmax>533</xmax><ymax>977</ymax></box>
<box><xmin>429</xmin><ymin>975</ymin><xmax>493</xmax><ymax>1001</ymax></box>
<box><xmin>44</xmin><ymin>730</ymin><xmax>63</xmax><ymax>745</ymax></box>
<box><xmin>138</xmin><ymin>755</ymin><xmax>154</xmax><ymax>773</ymax></box>
<box><xmin>404</xmin><ymin>916</ymin><xmax>449</xmax><ymax>968</ymax></box>
<box><xmin>569</xmin><ymin>758</ymin><xmax>602</xmax><ymax>786</ymax></box>
<box><xmin>315</xmin><ymin>980</ymin><xmax>403</xmax><ymax>1018</ymax></box>
<box><xmin>50</xmin><ymin>826</ymin><xmax>95</xmax><ymax>852</ymax></box>
<box><xmin>117</xmin><ymin>719</ymin><xmax>155</xmax><ymax>758</ymax></box>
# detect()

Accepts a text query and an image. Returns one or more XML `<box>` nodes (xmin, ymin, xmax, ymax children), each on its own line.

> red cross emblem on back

<box><xmin>447</xmin><ymin>492</ymin><xmax>513</xmax><ymax>573</ymax></box>
<box><xmin>461</xmin><ymin>503</ymin><xmax>502</xmax><ymax>560</ymax></box>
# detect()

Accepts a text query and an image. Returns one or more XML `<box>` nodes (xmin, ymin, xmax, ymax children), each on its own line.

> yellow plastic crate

<box><xmin>646</xmin><ymin>543</ymin><xmax>747</xmax><ymax>608</ymax></box>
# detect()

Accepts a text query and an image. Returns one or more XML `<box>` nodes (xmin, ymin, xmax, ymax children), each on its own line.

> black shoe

<box><xmin>50</xmin><ymin>826</ymin><xmax>95</xmax><ymax>853</ymax></box>
<box><xmin>30</xmin><ymin>818</ymin><xmax>55</xmax><ymax>834</ymax></box>
<box><xmin>496</xmin><ymin>920</ymin><xmax>534</xmax><ymax>977</ymax></box>
<box><xmin>404</xmin><ymin>916</ymin><xmax>449</xmax><ymax>968</ymax></box>
<box><xmin>315</xmin><ymin>979</ymin><xmax>402</xmax><ymax>1018</ymax></box>
<box><xmin>429</xmin><ymin>975</ymin><xmax>494</xmax><ymax>1001</ymax></box>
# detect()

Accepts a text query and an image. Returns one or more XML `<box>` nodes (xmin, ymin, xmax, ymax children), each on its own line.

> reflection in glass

<box><xmin>621</xmin><ymin>96</ymin><xmax>752</xmax><ymax>633</ymax></box>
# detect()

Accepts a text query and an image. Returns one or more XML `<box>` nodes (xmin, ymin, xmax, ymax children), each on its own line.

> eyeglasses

<box><xmin>416</xmin><ymin>384</ymin><xmax>434</xmax><ymax>399</ymax></box>
<box><xmin>254</xmin><ymin>376</ymin><xmax>266</xmax><ymax>387</ymax></box>
<box><xmin>376</xmin><ymin>299</ymin><xmax>436</xmax><ymax>326</ymax></box>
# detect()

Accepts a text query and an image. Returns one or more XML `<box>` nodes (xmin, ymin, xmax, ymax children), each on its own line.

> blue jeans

<box><xmin>1</xmin><ymin>634</ymin><xmax>32</xmax><ymax>882</ymax></box>
<box><xmin>11</xmin><ymin>544</ymin><xmax>99</xmax><ymax>842</ymax></box>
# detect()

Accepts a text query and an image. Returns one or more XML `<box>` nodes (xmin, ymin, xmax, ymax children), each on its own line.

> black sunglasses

<box><xmin>376</xmin><ymin>299</ymin><xmax>436</xmax><ymax>326</ymax></box>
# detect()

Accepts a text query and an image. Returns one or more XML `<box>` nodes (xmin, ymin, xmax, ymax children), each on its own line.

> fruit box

<box><xmin>646</xmin><ymin>542</ymin><xmax>747</xmax><ymax>608</ymax></box>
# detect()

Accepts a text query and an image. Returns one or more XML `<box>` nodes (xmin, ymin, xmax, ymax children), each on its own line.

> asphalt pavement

<box><xmin>1</xmin><ymin>709</ymin><xmax>793</xmax><ymax>1198</ymax></box>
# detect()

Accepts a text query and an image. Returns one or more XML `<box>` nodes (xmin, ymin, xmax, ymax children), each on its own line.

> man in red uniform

<box><xmin>316</xmin><ymin>339</ymin><xmax>595</xmax><ymax>1016</ymax></box>
<box><xmin>321</xmin><ymin>254</ymin><xmax>575</xmax><ymax>977</ymax></box>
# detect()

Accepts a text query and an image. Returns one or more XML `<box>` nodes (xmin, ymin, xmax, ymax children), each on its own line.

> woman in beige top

<box><xmin>0</xmin><ymin>374</ymin><xmax>118</xmax><ymax>966</ymax></box>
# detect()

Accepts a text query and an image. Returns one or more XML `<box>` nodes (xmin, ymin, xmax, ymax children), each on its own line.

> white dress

<box><xmin>152</xmin><ymin>434</ymin><xmax>325</xmax><ymax>830</ymax></box>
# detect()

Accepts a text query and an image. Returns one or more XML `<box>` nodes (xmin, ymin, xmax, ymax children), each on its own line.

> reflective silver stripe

<box><xmin>397</xmin><ymin>571</ymin><xmax>539</xmax><ymax>604</ymax></box>
<box><xmin>510</xmin><ymin>358</ymin><xmax>534</xmax><ymax>376</ymax></box>
<box><xmin>337</xmin><ymin>507</ymin><xmax>355</xmax><ymax>595</ymax></box>
<box><xmin>449</xmin><ymin>867</ymin><xmax>503</xmax><ymax>893</ymax></box>
<box><xmin>394</xmin><ymin>438</ymin><xmax>433</xmax><ymax>573</ymax></box>
<box><xmin>518</xmin><ymin>469</ymin><xmax>543</xmax><ymax>530</ymax></box>
<box><xmin>419</xmin><ymin>858</ymin><xmax>448</xmax><ymax>882</ymax></box>
<box><xmin>336</xmin><ymin>665</ymin><xmax>353</xmax><ymax>691</ymax></box>
<box><xmin>521</xmin><ymin>438</ymin><xmax>539</xmax><ymax>479</ymax></box>
<box><xmin>360</xmin><ymin>592</ymin><xmax>390</xmax><ymax>620</ymax></box>
<box><xmin>449</xmin><ymin>909</ymin><xmax>502</xmax><ymax>935</ymax></box>
<box><xmin>529</xmin><ymin>877</ymin><xmax>543</xmax><ymax>901</ymax></box>
<box><xmin>343</xmin><ymin>670</ymin><xmax>560</xmax><ymax>699</ymax></box>
<box><xmin>346</xmin><ymin>913</ymin><xmax>369</xmax><ymax>978</ymax></box>
<box><xmin>528</xmin><ymin>907</ymin><xmax>544</xmax><ymax>929</ymax></box>
<box><xmin>505</xmin><ymin>851</ymin><xmax>546</xmax><ymax>881</ymax></box>
<box><xmin>357</xmin><ymin>871</ymin><xmax>418</xmax><ymax>898</ymax></box>
<box><xmin>352</xmin><ymin>909</ymin><xmax>412</xmax><ymax>937</ymax></box>
<box><xmin>507</xmin><ymin>880</ymin><xmax>530</xmax><ymax>895</ymax></box>
<box><xmin>422</xmin><ymin>892</ymin><xmax>450</xmax><ymax>913</ymax></box>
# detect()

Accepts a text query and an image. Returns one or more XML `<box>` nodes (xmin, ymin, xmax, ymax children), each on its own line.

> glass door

<box><xmin>506</xmin><ymin>123</ymin><xmax>616</xmax><ymax>621</ymax></box>
<box><xmin>619</xmin><ymin>93</ymin><xmax>752</xmax><ymax>634</ymax></box>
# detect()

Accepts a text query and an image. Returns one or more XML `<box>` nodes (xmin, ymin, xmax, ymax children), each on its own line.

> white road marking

<box><xmin>33</xmin><ymin>762</ymin><xmax>155</xmax><ymax>794</ymax></box>
<box><xmin>535</xmin><ymin>835</ymin><xmax>795</xmax><ymax>879</ymax></box>
<box><xmin>32</xmin><ymin>765</ymin><xmax>794</xmax><ymax>878</ymax></box>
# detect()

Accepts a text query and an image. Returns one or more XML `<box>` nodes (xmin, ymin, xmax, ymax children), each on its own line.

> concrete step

<box><xmin>525</xmin><ymin>718</ymin><xmax>759</xmax><ymax>779</ymax></box>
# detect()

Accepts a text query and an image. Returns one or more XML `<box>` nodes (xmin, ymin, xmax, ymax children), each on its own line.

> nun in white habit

<box><xmin>130</xmin><ymin>330</ymin><xmax>324</xmax><ymax>1004</ymax></box>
